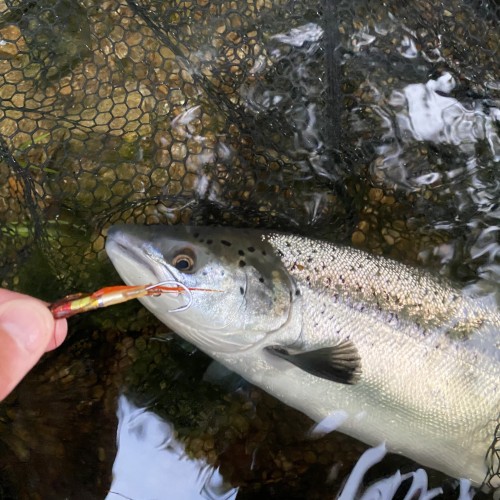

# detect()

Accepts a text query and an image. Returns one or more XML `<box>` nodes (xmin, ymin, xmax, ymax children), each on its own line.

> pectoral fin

<box><xmin>265</xmin><ymin>340</ymin><xmax>361</xmax><ymax>384</ymax></box>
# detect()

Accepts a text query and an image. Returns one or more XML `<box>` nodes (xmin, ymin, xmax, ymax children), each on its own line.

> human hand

<box><xmin>0</xmin><ymin>289</ymin><xmax>67</xmax><ymax>401</ymax></box>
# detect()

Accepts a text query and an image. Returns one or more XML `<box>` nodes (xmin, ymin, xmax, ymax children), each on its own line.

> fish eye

<box><xmin>172</xmin><ymin>248</ymin><xmax>196</xmax><ymax>272</ymax></box>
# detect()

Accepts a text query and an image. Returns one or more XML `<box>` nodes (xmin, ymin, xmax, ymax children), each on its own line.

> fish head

<box><xmin>106</xmin><ymin>224</ymin><xmax>297</xmax><ymax>354</ymax></box>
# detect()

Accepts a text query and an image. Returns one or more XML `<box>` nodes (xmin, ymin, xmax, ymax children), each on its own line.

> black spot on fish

<box><xmin>221</xmin><ymin>240</ymin><xmax>231</xmax><ymax>246</ymax></box>
<box><xmin>239</xmin><ymin>260</ymin><xmax>246</xmax><ymax>267</ymax></box>
<box><xmin>295</xmin><ymin>289</ymin><xmax>301</xmax><ymax>296</ymax></box>
<box><xmin>238</xmin><ymin>250</ymin><xmax>245</xmax><ymax>256</ymax></box>
<box><xmin>261</xmin><ymin>250</ymin><xmax>267</xmax><ymax>256</ymax></box>
<box><xmin>207</xmin><ymin>239</ymin><xmax>213</xmax><ymax>245</ymax></box>
<box><xmin>247</xmin><ymin>246</ymin><xmax>255</xmax><ymax>252</ymax></box>
<box><xmin>239</xmin><ymin>286</ymin><xmax>244</xmax><ymax>295</ymax></box>
<box><xmin>259</xmin><ymin>277</ymin><xmax>264</xmax><ymax>283</ymax></box>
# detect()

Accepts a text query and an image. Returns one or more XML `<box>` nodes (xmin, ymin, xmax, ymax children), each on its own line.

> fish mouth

<box><xmin>106</xmin><ymin>225</ymin><xmax>173</xmax><ymax>284</ymax></box>
<box><xmin>106</xmin><ymin>225</ymin><xmax>192</xmax><ymax>313</ymax></box>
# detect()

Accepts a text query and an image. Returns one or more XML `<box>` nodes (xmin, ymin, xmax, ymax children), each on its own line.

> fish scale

<box><xmin>106</xmin><ymin>224</ymin><xmax>500</xmax><ymax>491</ymax></box>
<box><xmin>265</xmin><ymin>232</ymin><xmax>498</xmax><ymax>338</ymax></box>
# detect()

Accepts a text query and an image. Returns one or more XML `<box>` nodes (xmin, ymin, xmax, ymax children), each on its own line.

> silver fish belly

<box><xmin>105</xmin><ymin>224</ymin><xmax>500</xmax><ymax>489</ymax></box>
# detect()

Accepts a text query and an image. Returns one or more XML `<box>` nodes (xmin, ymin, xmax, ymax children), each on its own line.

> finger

<box><xmin>0</xmin><ymin>289</ymin><xmax>68</xmax><ymax>352</ymax></box>
<box><xmin>45</xmin><ymin>317</ymin><xmax>68</xmax><ymax>351</ymax></box>
<box><xmin>0</xmin><ymin>299</ymin><xmax>59</xmax><ymax>400</ymax></box>
<box><xmin>0</xmin><ymin>289</ymin><xmax>31</xmax><ymax>302</ymax></box>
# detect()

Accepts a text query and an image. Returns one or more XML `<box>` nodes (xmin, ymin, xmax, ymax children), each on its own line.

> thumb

<box><xmin>0</xmin><ymin>299</ymin><xmax>56</xmax><ymax>401</ymax></box>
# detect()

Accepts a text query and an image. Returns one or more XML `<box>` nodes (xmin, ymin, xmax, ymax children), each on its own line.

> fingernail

<box><xmin>0</xmin><ymin>300</ymin><xmax>51</xmax><ymax>354</ymax></box>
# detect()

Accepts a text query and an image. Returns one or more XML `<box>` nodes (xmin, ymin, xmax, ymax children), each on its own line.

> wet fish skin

<box><xmin>106</xmin><ymin>224</ymin><xmax>500</xmax><ymax>488</ymax></box>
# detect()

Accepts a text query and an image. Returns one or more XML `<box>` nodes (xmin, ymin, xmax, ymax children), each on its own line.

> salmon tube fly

<box><xmin>49</xmin><ymin>281</ymin><xmax>220</xmax><ymax>319</ymax></box>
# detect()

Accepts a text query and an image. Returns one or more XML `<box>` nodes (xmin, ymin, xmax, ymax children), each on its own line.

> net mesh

<box><xmin>0</xmin><ymin>0</ymin><xmax>499</xmax><ymax>493</ymax></box>
<box><xmin>1</xmin><ymin>0</ymin><xmax>500</xmax><ymax>289</ymax></box>
<box><xmin>0</xmin><ymin>0</ymin><xmax>354</xmax><ymax>291</ymax></box>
